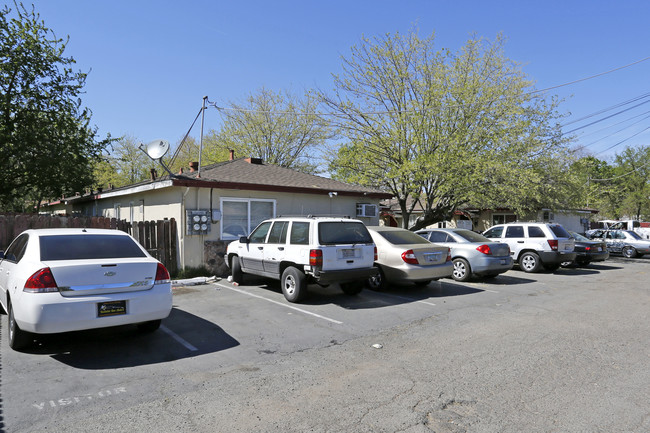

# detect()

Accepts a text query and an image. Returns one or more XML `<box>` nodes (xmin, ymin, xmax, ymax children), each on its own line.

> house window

<box><xmin>492</xmin><ymin>213</ymin><xmax>516</xmax><ymax>225</ymax></box>
<box><xmin>221</xmin><ymin>198</ymin><xmax>275</xmax><ymax>240</ymax></box>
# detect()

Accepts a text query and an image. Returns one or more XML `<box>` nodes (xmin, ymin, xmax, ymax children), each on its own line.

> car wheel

<box><xmin>8</xmin><ymin>298</ymin><xmax>32</xmax><ymax>351</ymax></box>
<box><xmin>281</xmin><ymin>266</ymin><xmax>307</xmax><ymax>303</ymax></box>
<box><xmin>231</xmin><ymin>256</ymin><xmax>244</xmax><ymax>284</ymax></box>
<box><xmin>519</xmin><ymin>252</ymin><xmax>541</xmax><ymax>273</ymax></box>
<box><xmin>622</xmin><ymin>246</ymin><xmax>637</xmax><ymax>258</ymax></box>
<box><xmin>340</xmin><ymin>281</ymin><xmax>363</xmax><ymax>296</ymax></box>
<box><xmin>137</xmin><ymin>319</ymin><xmax>162</xmax><ymax>333</ymax></box>
<box><xmin>366</xmin><ymin>266</ymin><xmax>386</xmax><ymax>291</ymax></box>
<box><xmin>452</xmin><ymin>258</ymin><xmax>471</xmax><ymax>282</ymax></box>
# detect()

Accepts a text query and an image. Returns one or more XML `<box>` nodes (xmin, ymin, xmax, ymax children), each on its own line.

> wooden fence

<box><xmin>0</xmin><ymin>214</ymin><xmax>177</xmax><ymax>275</ymax></box>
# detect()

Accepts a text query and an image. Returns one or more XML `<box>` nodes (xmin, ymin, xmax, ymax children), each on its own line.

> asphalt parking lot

<box><xmin>1</xmin><ymin>255</ymin><xmax>649</xmax><ymax>432</ymax></box>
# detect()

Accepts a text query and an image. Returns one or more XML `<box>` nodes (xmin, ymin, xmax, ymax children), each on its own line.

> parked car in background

<box><xmin>586</xmin><ymin>229</ymin><xmax>650</xmax><ymax>258</ymax></box>
<box><xmin>561</xmin><ymin>231</ymin><xmax>609</xmax><ymax>267</ymax></box>
<box><xmin>0</xmin><ymin>228</ymin><xmax>173</xmax><ymax>351</ymax></box>
<box><xmin>415</xmin><ymin>228</ymin><xmax>513</xmax><ymax>281</ymax></box>
<box><xmin>365</xmin><ymin>226</ymin><xmax>452</xmax><ymax>290</ymax></box>
<box><xmin>225</xmin><ymin>216</ymin><xmax>377</xmax><ymax>302</ymax></box>
<box><xmin>483</xmin><ymin>222</ymin><xmax>576</xmax><ymax>273</ymax></box>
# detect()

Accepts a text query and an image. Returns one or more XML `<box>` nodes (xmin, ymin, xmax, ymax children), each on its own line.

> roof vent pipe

<box><xmin>189</xmin><ymin>162</ymin><xmax>199</xmax><ymax>172</ymax></box>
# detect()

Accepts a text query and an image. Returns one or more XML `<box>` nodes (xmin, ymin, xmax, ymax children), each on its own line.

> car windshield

<box><xmin>318</xmin><ymin>222</ymin><xmax>372</xmax><ymax>245</ymax></box>
<box><xmin>377</xmin><ymin>229</ymin><xmax>431</xmax><ymax>245</ymax></box>
<box><xmin>40</xmin><ymin>234</ymin><xmax>147</xmax><ymax>261</ymax></box>
<box><xmin>626</xmin><ymin>231</ymin><xmax>643</xmax><ymax>240</ymax></box>
<box><xmin>549</xmin><ymin>224</ymin><xmax>571</xmax><ymax>238</ymax></box>
<box><xmin>569</xmin><ymin>231</ymin><xmax>589</xmax><ymax>242</ymax></box>
<box><xmin>453</xmin><ymin>229</ymin><xmax>491</xmax><ymax>243</ymax></box>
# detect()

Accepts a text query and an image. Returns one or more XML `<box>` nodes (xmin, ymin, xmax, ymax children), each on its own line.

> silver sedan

<box><xmin>415</xmin><ymin>228</ymin><xmax>513</xmax><ymax>281</ymax></box>
<box><xmin>586</xmin><ymin>229</ymin><xmax>650</xmax><ymax>258</ymax></box>
<box><xmin>366</xmin><ymin>226</ymin><xmax>453</xmax><ymax>290</ymax></box>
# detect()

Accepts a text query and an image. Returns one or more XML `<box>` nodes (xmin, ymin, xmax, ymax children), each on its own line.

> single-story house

<box><xmin>381</xmin><ymin>198</ymin><xmax>600</xmax><ymax>234</ymax></box>
<box><xmin>42</xmin><ymin>156</ymin><xmax>392</xmax><ymax>275</ymax></box>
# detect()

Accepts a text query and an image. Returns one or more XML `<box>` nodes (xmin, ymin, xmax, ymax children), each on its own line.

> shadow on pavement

<box><xmin>19</xmin><ymin>308</ymin><xmax>239</xmax><ymax>369</ymax></box>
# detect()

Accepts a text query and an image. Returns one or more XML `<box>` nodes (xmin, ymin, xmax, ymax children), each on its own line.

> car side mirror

<box><xmin>239</xmin><ymin>235</ymin><xmax>249</xmax><ymax>244</ymax></box>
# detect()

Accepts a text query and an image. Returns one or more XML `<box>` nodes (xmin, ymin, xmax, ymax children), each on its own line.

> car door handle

<box><xmin>257</xmin><ymin>246</ymin><xmax>264</xmax><ymax>250</ymax></box>
<box><xmin>517</xmin><ymin>241</ymin><xmax>524</xmax><ymax>243</ymax></box>
<box><xmin>277</xmin><ymin>247</ymin><xmax>284</xmax><ymax>251</ymax></box>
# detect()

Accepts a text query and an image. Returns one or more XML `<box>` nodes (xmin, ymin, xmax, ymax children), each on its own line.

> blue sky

<box><xmin>13</xmin><ymin>0</ymin><xmax>650</xmax><ymax>163</ymax></box>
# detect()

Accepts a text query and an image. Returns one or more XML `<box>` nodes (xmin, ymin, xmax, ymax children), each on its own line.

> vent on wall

<box><xmin>356</xmin><ymin>203</ymin><xmax>377</xmax><ymax>218</ymax></box>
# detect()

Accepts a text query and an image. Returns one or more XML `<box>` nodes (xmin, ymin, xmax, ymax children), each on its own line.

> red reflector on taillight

<box><xmin>476</xmin><ymin>244</ymin><xmax>492</xmax><ymax>255</ymax></box>
<box><xmin>547</xmin><ymin>240</ymin><xmax>558</xmax><ymax>251</ymax></box>
<box><xmin>401</xmin><ymin>249</ymin><xmax>419</xmax><ymax>265</ymax></box>
<box><xmin>155</xmin><ymin>263</ymin><xmax>171</xmax><ymax>284</ymax></box>
<box><xmin>24</xmin><ymin>267</ymin><xmax>58</xmax><ymax>293</ymax></box>
<box><xmin>374</xmin><ymin>246</ymin><xmax>378</xmax><ymax>261</ymax></box>
<box><xmin>310</xmin><ymin>249</ymin><xmax>323</xmax><ymax>266</ymax></box>
<box><xmin>446</xmin><ymin>248</ymin><xmax>452</xmax><ymax>262</ymax></box>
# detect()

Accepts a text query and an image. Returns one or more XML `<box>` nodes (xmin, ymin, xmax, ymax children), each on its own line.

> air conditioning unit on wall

<box><xmin>356</xmin><ymin>203</ymin><xmax>378</xmax><ymax>218</ymax></box>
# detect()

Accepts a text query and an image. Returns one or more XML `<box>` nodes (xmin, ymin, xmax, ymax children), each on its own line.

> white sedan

<box><xmin>0</xmin><ymin>228</ymin><xmax>173</xmax><ymax>350</ymax></box>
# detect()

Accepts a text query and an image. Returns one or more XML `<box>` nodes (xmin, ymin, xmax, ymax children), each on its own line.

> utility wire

<box><xmin>207</xmin><ymin>56</ymin><xmax>650</xmax><ymax>117</ymax></box>
<box><xmin>591</xmin><ymin>158</ymin><xmax>650</xmax><ymax>181</ymax></box>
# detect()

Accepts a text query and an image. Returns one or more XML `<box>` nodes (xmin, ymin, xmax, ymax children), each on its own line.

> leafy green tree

<box><xmin>612</xmin><ymin>145</ymin><xmax>650</xmax><ymax>220</ymax></box>
<box><xmin>92</xmin><ymin>135</ymin><xmax>153</xmax><ymax>188</ymax></box>
<box><xmin>0</xmin><ymin>2</ymin><xmax>110</xmax><ymax>211</ymax></box>
<box><xmin>569</xmin><ymin>156</ymin><xmax>619</xmax><ymax>216</ymax></box>
<box><xmin>204</xmin><ymin>87</ymin><xmax>334</xmax><ymax>173</ymax></box>
<box><xmin>322</xmin><ymin>30</ymin><xmax>573</xmax><ymax>229</ymax></box>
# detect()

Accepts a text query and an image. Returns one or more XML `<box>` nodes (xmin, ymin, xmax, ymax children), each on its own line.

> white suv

<box><xmin>482</xmin><ymin>222</ymin><xmax>576</xmax><ymax>272</ymax></box>
<box><xmin>225</xmin><ymin>217</ymin><xmax>377</xmax><ymax>302</ymax></box>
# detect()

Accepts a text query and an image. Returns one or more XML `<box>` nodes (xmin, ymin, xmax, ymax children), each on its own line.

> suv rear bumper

<box><xmin>313</xmin><ymin>267</ymin><xmax>378</xmax><ymax>285</ymax></box>
<box><xmin>539</xmin><ymin>251</ymin><xmax>576</xmax><ymax>264</ymax></box>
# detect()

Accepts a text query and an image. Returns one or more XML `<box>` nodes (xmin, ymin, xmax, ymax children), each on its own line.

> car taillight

<box><xmin>401</xmin><ymin>249</ymin><xmax>419</xmax><ymax>265</ymax></box>
<box><xmin>155</xmin><ymin>263</ymin><xmax>171</xmax><ymax>284</ymax></box>
<box><xmin>374</xmin><ymin>246</ymin><xmax>378</xmax><ymax>261</ymax></box>
<box><xmin>310</xmin><ymin>249</ymin><xmax>323</xmax><ymax>267</ymax></box>
<box><xmin>24</xmin><ymin>267</ymin><xmax>59</xmax><ymax>293</ymax></box>
<box><xmin>476</xmin><ymin>244</ymin><xmax>492</xmax><ymax>255</ymax></box>
<box><xmin>446</xmin><ymin>248</ymin><xmax>452</xmax><ymax>262</ymax></box>
<box><xmin>547</xmin><ymin>240</ymin><xmax>558</xmax><ymax>251</ymax></box>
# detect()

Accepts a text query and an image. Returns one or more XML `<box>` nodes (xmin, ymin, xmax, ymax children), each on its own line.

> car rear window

<box><xmin>377</xmin><ymin>230</ymin><xmax>431</xmax><ymax>245</ymax></box>
<box><xmin>40</xmin><ymin>234</ymin><xmax>147</xmax><ymax>261</ymax></box>
<box><xmin>454</xmin><ymin>230</ymin><xmax>491</xmax><ymax>243</ymax></box>
<box><xmin>318</xmin><ymin>222</ymin><xmax>372</xmax><ymax>245</ymax></box>
<box><xmin>549</xmin><ymin>224</ymin><xmax>570</xmax><ymax>238</ymax></box>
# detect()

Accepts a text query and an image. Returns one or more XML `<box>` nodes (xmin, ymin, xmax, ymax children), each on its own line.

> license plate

<box><xmin>500</xmin><ymin>259</ymin><xmax>507</xmax><ymax>265</ymax></box>
<box><xmin>97</xmin><ymin>300</ymin><xmax>126</xmax><ymax>317</ymax></box>
<box><xmin>596</xmin><ymin>246</ymin><xmax>602</xmax><ymax>252</ymax></box>
<box><xmin>341</xmin><ymin>249</ymin><xmax>355</xmax><ymax>258</ymax></box>
<box><xmin>424</xmin><ymin>253</ymin><xmax>441</xmax><ymax>263</ymax></box>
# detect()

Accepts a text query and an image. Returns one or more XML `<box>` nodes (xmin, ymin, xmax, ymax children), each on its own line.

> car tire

<box><xmin>340</xmin><ymin>281</ymin><xmax>363</xmax><ymax>296</ymax></box>
<box><xmin>366</xmin><ymin>266</ymin><xmax>386</xmax><ymax>291</ymax></box>
<box><xmin>452</xmin><ymin>258</ymin><xmax>471</xmax><ymax>282</ymax></box>
<box><xmin>8</xmin><ymin>298</ymin><xmax>32</xmax><ymax>351</ymax></box>
<box><xmin>622</xmin><ymin>246</ymin><xmax>637</xmax><ymax>258</ymax></box>
<box><xmin>281</xmin><ymin>266</ymin><xmax>307</xmax><ymax>303</ymax></box>
<box><xmin>231</xmin><ymin>256</ymin><xmax>244</xmax><ymax>284</ymax></box>
<box><xmin>137</xmin><ymin>319</ymin><xmax>162</xmax><ymax>333</ymax></box>
<box><xmin>519</xmin><ymin>252</ymin><xmax>542</xmax><ymax>273</ymax></box>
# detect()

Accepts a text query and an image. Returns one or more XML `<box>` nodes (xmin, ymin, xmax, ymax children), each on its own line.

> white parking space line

<box><xmin>216</xmin><ymin>283</ymin><xmax>344</xmax><ymax>325</ymax></box>
<box><xmin>160</xmin><ymin>325</ymin><xmax>198</xmax><ymax>351</ymax></box>
<box><xmin>374</xmin><ymin>292</ymin><xmax>437</xmax><ymax>306</ymax></box>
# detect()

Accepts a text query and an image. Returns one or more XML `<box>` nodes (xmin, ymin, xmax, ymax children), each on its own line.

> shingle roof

<box><xmin>174</xmin><ymin>158</ymin><xmax>392</xmax><ymax>198</ymax></box>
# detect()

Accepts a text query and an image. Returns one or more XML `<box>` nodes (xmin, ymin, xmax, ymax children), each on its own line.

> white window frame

<box><xmin>220</xmin><ymin>198</ymin><xmax>276</xmax><ymax>240</ymax></box>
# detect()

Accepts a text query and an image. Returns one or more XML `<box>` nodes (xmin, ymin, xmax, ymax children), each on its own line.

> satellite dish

<box><xmin>144</xmin><ymin>139</ymin><xmax>170</xmax><ymax>160</ymax></box>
